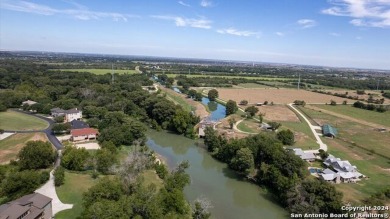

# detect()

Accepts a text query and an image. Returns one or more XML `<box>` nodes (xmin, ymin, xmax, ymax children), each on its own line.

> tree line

<box><xmin>203</xmin><ymin>127</ymin><xmax>344</xmax><ymax>215</ymax></box>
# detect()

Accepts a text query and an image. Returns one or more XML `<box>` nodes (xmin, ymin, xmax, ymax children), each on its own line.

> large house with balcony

<box><xmin>0</xmin><ymin>193</ymin><xmax>52</xmax><ymax>219</ymax></box>
<box><xmin>51</xmin><ymin>108</ymin><xmax>82</xmax><ymax>122</ymax></box>
<box><xmin>319</xmin><ymin>154</ymin><xmax>364</xmax><ymax>183</ymax></box>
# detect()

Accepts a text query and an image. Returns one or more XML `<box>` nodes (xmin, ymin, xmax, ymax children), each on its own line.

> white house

<box><xmin>51</xmin><ymin>108</ymin><xmax>82</xmax><ymax>122</ymax></box>
<box><xmin>292</xmin><ymin>148</ymin><xmax>316</xmax><ymax>162</ymax></box>
<box><xmin>21</xmin><ymin>100</ymin><xmax>37</xmax><ymax>106</ymax></box>
<box><xmin>320</xmin><ymin>155</ymin><xmax>364</xmax><ymax>183</ymax></box>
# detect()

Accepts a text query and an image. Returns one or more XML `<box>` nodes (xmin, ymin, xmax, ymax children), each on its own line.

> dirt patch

<box><xmin>217</xmin><ymin>88</ymin><xmax>351</xmax><ymax>104</ymax></box>
<box><xmin>159</xmin><ymin>86</ymin><xmax>209</xmax><ymax>119</ymax></box>
<box><xmin>215</xmin><ymin>115</ymin><xmax>253</xmax><ymax>139</ymax></box>
<box><xmin>257</xmin><ymin>105</ymin><xmax>299</xmax><ymax>122</ymax></box>
<box><xmin>75</xmin><ymin>142</ymin><xmax>100</xmax><ymax>150</ymax></box>
<box><xmin>31</xmin><ymin>133</ymin><xmax>48</xmax><ymax>141</ymax></box>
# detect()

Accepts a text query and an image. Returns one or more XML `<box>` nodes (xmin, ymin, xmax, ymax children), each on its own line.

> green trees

<box><xmin>258</xmin><ymin>113</ymin><xmax>265</xmax><ymax>123</ymax></box>
<box><xmin>239</xmin><ymin>100</ymin><xmax>248</xmax><ymax>106</ymax></box>
<box><xmin>61</xmin><ymin>146</ymin><xmax>90</xmax><ymax>171</ymax></box>
<box><xmin>95</xmin><ymin>148</ymin><xmax>117</xmax><ymax>174</ymax></box>
<box><xmin>268</xmin><ymin>122</ymin><xmax>281</xmax><ymax>131</ymax></box>
<box><xmin>276</xmin><ymin>129</ymin><xmax>295</xmax><ymax>145</ymax></box>
<box><xmin>245</xmin><ymin>106</ymin><xmax>259</xmax><ymax>117</ymax></box>
<box><xmin>52</xmin><ymin>123</ymin><xmax>71</xmax><ymax>134</ymax></box>
<box><xmin>1</xmin><ymin>170</ymin><xmax>49</xmax><ymax>200</ymax></box>
<box><xmin>229</xmin><ymin>148</ymin><xmax>254</xmax><ymax>175</ymax></box>
<box><xmin>18</xmin><ymin>141</ymin><xmax>55</xmax><ymax>170</ymax></box>
<box><xmin>228</xmin><ymin>117</ymin><xmax>236</xmax><ymax>129</ymax></box>
<box><xmin>54</xmin><ymin>116</ymin><xmax>64</xmax><ymax>123</ymax></box>
<box><xmin>207</xmin><ymin>89</ymin><xmax>219</xmax><ymax>101</ymax></box>
<box><xmin>225</xmin><ymin>100</ymin><xmax>238</xmax><ymax>115</ymax></box>
<box><xmin>194</xmin><ymin>92</ymin><xmax>203</xmax><ymax>101</ymax></box>
<box><xmin>330</xmin><ymin>100</ymin><xmax>337</xmax><ymax>105</ymax></box>
<box><xmin>54</xmin><ymin>166</ymin><xmax>65</xmax><ymax>186</ymax></box>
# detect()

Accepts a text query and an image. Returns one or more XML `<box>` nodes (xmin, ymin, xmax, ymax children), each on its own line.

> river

<box><xmin>146</xmin><ymin>97</ymin><xmax>287</xmax><ymax>219</ymax></box>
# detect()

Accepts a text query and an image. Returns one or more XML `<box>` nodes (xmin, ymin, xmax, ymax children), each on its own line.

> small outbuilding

<box><xmin>322</xmin><ymin>124</ymin><xmax>337</xmax><ymax>138</ymax></box>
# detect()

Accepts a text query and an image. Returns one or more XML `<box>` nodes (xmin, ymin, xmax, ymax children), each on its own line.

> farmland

<box><xmin>162</xmin><ymin>73</ymin><xmax>294</xmax><ymax>81</ymax></box>
<box><xmin>59</xmin><ymin>68</ymin><xmax>137</xmax><ymax>75</ymax></box>
<box><xmin>310</xmin><ymin>104</ymin><xmax>390</xmax><ymax>127</ymax></box>
<box><xmin>217</xmin><ymin>88</ymin><xmax>351</xmax><ymax>104</ymax></box>
<box><xmin>0</xmin><ymin>110</ymin><xmax>49</xmax><ymax>131</ymax></box>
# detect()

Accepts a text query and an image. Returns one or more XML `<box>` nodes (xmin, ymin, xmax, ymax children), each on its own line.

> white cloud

<box><xmin>322</xmin><ymin>0</ymin><xmax>390</xmax><ymax>28</ymax></box>
<box><xmin>200</xmin><ymin>0</ymin><xmax>212</xmax><ymax>8</ymax></box>
<box><xmin>178</xmin><ymin>1</ymin><xmax>191</xmax><ymax>7</ymax></box>
<box><xmin>356</xmin><ymin>36</ymin><xmax>363</xmax><ymax>40</ymax></box>
<box><xmin>297</xmin><ymin>19</ymin><xmax>317</xmax><ymax>28</ymax></box>
<box><xmin>0</xmin><ymin>0</ymin><xmax>136</xmax><ymax>21</ymax></box>
<box><xmin>329</xmin><ymin>32</ymin><xmax>341</xmax><ymax>36</ymax></box>
<box><xmin>152</xmin><ymin>15</ymin><xmax>212</xmax><ymax>29</ymax></box>
<box><xmin>275</xmin><ymin>32</ymin><xmax>285</xmax><ymax>36</ymax></box>
<box><xmin>217</xmin><ymin>28</ymin><xmax>260</xmax><ymax>37</ymax></box>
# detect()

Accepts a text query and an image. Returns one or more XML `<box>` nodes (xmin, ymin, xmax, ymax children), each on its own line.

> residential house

<box><xmin>321</xmin><ymin>155</ymin><xmax>363</xmax><ymax>183</ymax></box>
<box><xmin>0</xmin><ymin>193</ymin><xmax>52</xmax><ymax>219</ymax></box>
<box><xmin>70</xmin><ymin>120</ymin><xmax>89</xmax><ymax>130</ymax></box>
<box><xmin>21</xmin><ymin>100</ymin><xmax>37</xmax><ymax>106</ymax></box>
<box><xmin>322</xmin><ymin>124</ymin><xmax>337</xmax><ymax>138</ymax></box>
<box><xmin>292</xmin><ymin>148</ymin><xmax>316</xmax><ymax>162</ymax></box>
<box><xmin>71</xmin><ymin>128</ymin><xmax>99</xmax><ymax>142</ymax></box>
<box><xmin>51</xmin><ymin>108</ymin><xmax>82</xmax><ymax>122</ymax></box>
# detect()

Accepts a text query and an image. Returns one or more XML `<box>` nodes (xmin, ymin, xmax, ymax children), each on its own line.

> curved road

<box><xmin>4</xmin><ymin>109</ymin><xmax>63</xmax><ymax>150</ymax></box>
<box><xmin>288</xmin><ymin>103</ymin><xmax>327</xmax><ymax>153</ymax></box>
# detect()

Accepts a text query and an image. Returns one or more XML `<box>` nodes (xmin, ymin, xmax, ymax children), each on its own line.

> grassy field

<box><xmin>165</xmin><ymin>92</ymin><xmax>195</xmax><ymax>112</ymax></box>
<box><xmin>140</xmin><ymin>169</ymin><xmax>164</xmax><ymax>190</ymax></box>
<box><xmin>323</xmin><ymin>138</ymin><xmax>390</xmax><ymax>203</ymax></box>
<box><xmin>280</xmin><ymin>121</ymin><xmax>318</xmax><ymax>150</ymax></box>
<box><xmin>237</xmin><ymin>119</ymin><xmax>261</xmax><ymax>133</ymax></box>
<box><xmin>59</xmin><ymin>69</ymin><xmax>137</xmax><ymax>75</ymax></box>
<box><xmin>295</xmin><ymin>107</ymin><xmax>390</xmax><ymax>202</ymax></box>
<box><xmin>313</xmin><ymin>104</ymin><xmax>390</xmax><ymax>127</ymax></box>
<box><xmin>162</xmin><ymin>73</ymin><xmax>294</xmax><ymax>81</ymax></box>
<box><xmin>299</xmin><ymin>106</ymin><xmax>390</xmax><ymax>158</ymax></box>
<box><xmin>237</xmin><ymin>83</ymin><xmax>272</xmax><ymax>88</ymax></box>
<box><xmin>0</xmin><ymin>133</ymin><xmax>47</xmax><ymax>163</ymax></box>
<box><xmin>55</xmin><ymin>171</ymin><xmax>98</xmax><ymax>219</ymax></box>
<box><xmin>0</xmin><ymin>111</ymin><xmax>48</xmax><ymax>130</ymax></box>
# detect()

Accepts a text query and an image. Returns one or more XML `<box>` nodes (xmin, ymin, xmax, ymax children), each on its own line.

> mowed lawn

<box><xmin>313</xmin><ymin>104</ymin><xmax>390</xmax><ymax>127</ymax></box>
<box><xmin>0</xmin><ymin>133</ymin><xmax>47</xmax><ymax>163</ymax></box>
<box><xmin>55</xmin><ymin>172</ymin><xmax>98</xmax><ymax>219</ymax></box>
<box><xmin>59</xmin><ymin>69</ymin><xmax>137</xmax><ymax>75</ymax></box>
<box><xmin>0</xmin><ymin>111</ymin><xmax>48</xmax><ymax>130</ymax></box>
<box><xmin>297</xmin><ymin>107</ymin><xmax>390</xmax><ymax>202</ymax></box>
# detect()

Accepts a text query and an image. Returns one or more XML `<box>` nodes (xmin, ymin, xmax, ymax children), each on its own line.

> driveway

<box><xmin>4</xmin><ymin>109</ymin><xmax>63</xmax><ymax>150</ymax></box>
<box><xmin>35</xmin><ymin>170</ymin><xmax>73</xmax><ymax>215</ymax></box>
<box><xmin>288</xmin><ymin>103</ymin><xmax>328</xmax><ymax>153</ymax></box>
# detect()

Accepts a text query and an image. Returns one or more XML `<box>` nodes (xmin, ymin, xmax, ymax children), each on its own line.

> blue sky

<box><xmin>1</xmin><ymin>0</ymin><xmax>389</xmax><ymax>69</ymax></box>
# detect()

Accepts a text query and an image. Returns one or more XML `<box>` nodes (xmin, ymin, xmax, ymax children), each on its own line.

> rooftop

<box><xmin>71</xmin><ymin>128</ymin><xmax>99</xmax><ymax>136</ymax></box>
<box><xmin>322</xmin><ymin>124</ymin><xmax>338</xmax><ymax>137</ymax></box>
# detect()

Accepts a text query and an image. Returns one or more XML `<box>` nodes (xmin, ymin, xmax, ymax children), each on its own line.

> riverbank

<box><xmin>145</xmin><ymin>129</ymin><xmax>288</xmax><ymax>219</ymax></box>
<box><xmin>159</xmin><ymin>85</ymin><xmax>209</xmax><ymax>119</ymax></box>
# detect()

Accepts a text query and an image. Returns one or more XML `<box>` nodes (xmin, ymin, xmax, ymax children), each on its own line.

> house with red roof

<box><xmin>70</xmin><ymin>128</ymin><xmax>99</xmax><ymax>142</ymax></box>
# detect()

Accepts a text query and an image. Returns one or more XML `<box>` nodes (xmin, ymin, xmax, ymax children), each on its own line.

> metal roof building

<box><xmin>322</xmin><ymin>124</ymin><xmax>337</xmax><ymax>138</ymax></box>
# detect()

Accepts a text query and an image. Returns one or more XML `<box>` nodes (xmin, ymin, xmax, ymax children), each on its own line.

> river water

<box><xmin>146</xmin><ymin>97</ymin><xmax>287</xmax><ymax>219</ymax></box>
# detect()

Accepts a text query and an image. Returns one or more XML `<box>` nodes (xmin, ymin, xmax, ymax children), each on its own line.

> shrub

<box><xmin>54</xmin><ymin>166</ymin><xmax>65</xmax><ymax>186</ymax></box>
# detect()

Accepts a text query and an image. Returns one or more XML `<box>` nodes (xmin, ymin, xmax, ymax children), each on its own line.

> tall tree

<box><xmin>207</xmin><ymin>89</ymin><xmax>219</xmax><ymax>101</ymax></box>
<box><xmin>18</xmin><ymin>141</ymin><xmax>55</xmax><ymax>170</ymax></box>
<box><xmin>225</xmin><ymin>100</ymin><xmax>238</xmax><ymax>115</ymax></box>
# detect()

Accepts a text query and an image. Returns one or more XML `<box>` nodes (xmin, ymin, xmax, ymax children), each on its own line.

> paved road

<box><xmin>288</xmin><ymin>103</ymin><xmax>328</xmax><ymax>153</ymax></box>
<box><xmin>4</xmin><ymin>109</ymin><xmax>63</xmax><ymax>150</ymax></box>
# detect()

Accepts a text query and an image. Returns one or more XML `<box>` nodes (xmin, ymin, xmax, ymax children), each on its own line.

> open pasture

<box><xmin>218</xmin><ymin>88</ymin><xmax>351</xmax><ymax>104</ymax></box>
